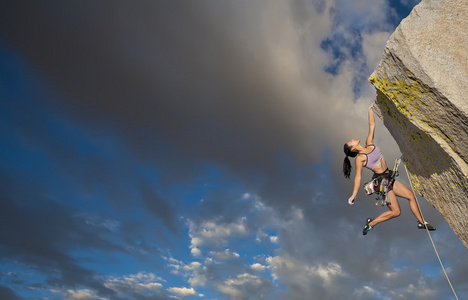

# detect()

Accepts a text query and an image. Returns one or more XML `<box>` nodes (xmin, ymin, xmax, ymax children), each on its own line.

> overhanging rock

<box><xmin>369</xmin><ymin>0</ymin><xmax>468</xmax><ymax>249</ymax></box>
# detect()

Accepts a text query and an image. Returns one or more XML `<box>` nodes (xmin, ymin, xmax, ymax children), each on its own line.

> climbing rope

<box><xmin>402</xmin><ymin>161</ymin><xmax>459</xmax><ymax>300</ymax></box>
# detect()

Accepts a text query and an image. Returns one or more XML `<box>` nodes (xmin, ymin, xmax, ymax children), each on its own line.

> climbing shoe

<box><xmin>418</xmin><ymin>221</ymin><xmax>436</xmax><ymax>231</ymax></box>
<box><xmin>363</xmin><ymin>218</ymin><xmax>374</xmax><ymax>235</ymax></box>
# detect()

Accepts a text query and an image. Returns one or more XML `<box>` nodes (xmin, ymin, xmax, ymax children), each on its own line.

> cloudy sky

<box><xmin>1</xmin><ymin>1</ymin><xmax>467</xmax><ymax>299</ymax></box>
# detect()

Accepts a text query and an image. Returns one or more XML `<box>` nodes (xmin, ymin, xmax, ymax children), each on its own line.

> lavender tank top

<box><xmin>362</xmin><ymin>144</ymin><xmax>383</xmax><ymax>170</ymax></box>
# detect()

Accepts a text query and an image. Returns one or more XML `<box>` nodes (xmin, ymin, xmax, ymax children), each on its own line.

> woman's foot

<box><xmin>363</xmin><ymin>218</ymin><xmax>374</xmax><ymax>235</ymax></box>
<box><xmin>418</xmin><ymin>221</ymin><xmax>436</xmax><ymax>231</ymax></box>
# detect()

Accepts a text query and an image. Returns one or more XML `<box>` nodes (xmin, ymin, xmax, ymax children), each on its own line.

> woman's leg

<box><xmin>392</xmin><ymin>180</ymin><xmax>424</xmax><ymax>223</ymax></box>
<box><xmin>369</xmin><ymin>190</ymin><xmax>401</xmax><ymax>227</ymax></box>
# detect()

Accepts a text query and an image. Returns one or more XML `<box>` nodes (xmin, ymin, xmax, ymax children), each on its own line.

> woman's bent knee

<box><xmin>389</xmin><ymin>208</ymin><xmax>401</xmax><ymax>218</ymax></box>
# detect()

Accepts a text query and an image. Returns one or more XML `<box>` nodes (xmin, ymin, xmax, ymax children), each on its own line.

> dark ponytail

<box><xmin>343</xmin><ymin>143</ymin><xmax>357</xmax><ymax>179</ymax></box>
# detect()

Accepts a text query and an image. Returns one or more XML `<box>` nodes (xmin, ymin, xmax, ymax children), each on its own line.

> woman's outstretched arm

<box><xmin>365</xmin><ymin>105</ymin><xmax>375</xmax><ymax>146</ymax></box>
<box><xmin>348</xmin><ymin>155</ymin><xmax>365</xmax><ymax>205</ymax></box>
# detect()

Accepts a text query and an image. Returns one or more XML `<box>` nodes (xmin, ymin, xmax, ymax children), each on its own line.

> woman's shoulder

<box><xmin>354</xmin><ymin>152</ymin><xmax>367</xmax><ymax>168</ymax></box>
<box><xmin>364</xmin><ymin>144</ymin><xmax>377</xmax><ymax>152</ymax></box>
<box><xmin>359</xmin><ymin>144</ymin><xmax>376</xmax><ymax>154</ymax></box>
<box><xmin>355</xmin><ymin>153</ymin><xmax>367</xmax><ymax>161</ymax></box>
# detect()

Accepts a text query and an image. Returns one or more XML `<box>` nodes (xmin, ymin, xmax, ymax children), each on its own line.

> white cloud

<box><xmin>405</xmin><ymin>282</ymin><xmax>437</xmax><ymax>299</ymax></box>
<box><xmin>65</xmin><ymin>289</ymin><xmax>107</xmax><ymax>300</ymax></box>
<box><xmin>184</xmin><ymin>261</ymin><xmax>202</xmax><ymax>271</ymax></box>
<box><xmin>285</xmin><ymin>206</ymin><xmax>304</xmax><ymax>224</ymax></box>
<box><xmin>167</xmin><ymin>287</ymin><xmax>201</xmax><ymax>297</ymax></box>
<box><xmin>103</xmin><ymin>272</ymin><xmax>164</xmax><ymax>296</ymax></box>
<box><xmin>265</xmin><ymin>255</ymin><xmax>293</xmax><ymax>281</ymax></box>
<box><xmin>250</xmin><ymin>263</ymin><xmax>266</xmax><ymax>272</ymax></box>
<box><xmin>216</xmin><ymin>273</ymin><xmax>273</xmax><ymax>299</ymax></box>
<box><xmin>210</xmin><ymin>249</ymin><xmax>240</xmax><ymax>260</ymax></box>
<box><xmin>188</xmin><ymin>271</ymin><xmax>208</xmax><ymax>288</ymax></box>
<box><xmin>352</xmin><ymin>285</ymin><xmax>378</xmax><ymax>299</ymax></box>
<box><xmin>165</xmin><ymin>256</ymin><xmax>207</xmax><ymax>287</ymax></box>
<box><xmin>188</xmin><ymin>218</ymin><xmax>249</xmax><ymax>255</ymax></box>
<box><xmin>191</xmin><ymin>247</ymin><xmax>202</xmax><ymax>258</ymax></box>
<box><xmin>266</xmin><ymin>255</ymin><xmax>346</xmax><ymax>288</ymax></box>
<box><xmin>167</xmin><ymin>257</ymin><xmax>202</xmax><ymax>274</ymax></box>
<box><xmin>308</xmin><ymin>262</ymin><xmax>343</xmax><ymax>286</ymax></box>
<box><xmin>361</xmin><ymin>31</ymin><xmax>392</xmax><ymax>71</ymax></box>
<box><xmin>255</xmin><ymin>230</ymin><xmax>279</xmax><ymax>244</ymax></box>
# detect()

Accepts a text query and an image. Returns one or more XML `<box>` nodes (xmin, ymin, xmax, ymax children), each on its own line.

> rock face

<box><xmin>369</xmin><ymin>0</ymin><xmax>468</xmax><ymax>249</ymax></box>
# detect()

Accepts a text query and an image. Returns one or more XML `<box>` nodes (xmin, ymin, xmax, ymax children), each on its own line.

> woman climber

<box><xmin>343</xmin><ymin>104</ymin><xmax>436</xmax><ymax>235</ymax></box>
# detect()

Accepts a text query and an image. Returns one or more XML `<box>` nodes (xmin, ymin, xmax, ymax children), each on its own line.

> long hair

<box><xmin>343</xmin><ymin>143</ymin><xmax>358</xmax><ymax>179</ymax></box>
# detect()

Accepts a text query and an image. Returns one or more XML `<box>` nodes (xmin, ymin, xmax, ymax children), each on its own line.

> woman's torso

<box><xmin>360</xmin><ymin>144</ymin><xmax>387</xmax><ymax>173</ymax></box>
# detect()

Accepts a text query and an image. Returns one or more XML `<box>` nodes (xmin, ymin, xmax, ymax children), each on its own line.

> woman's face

<box><xmin>346</xmin><ymin>139</ymin><xmax>360</xmax><ymax>151</ymax></box>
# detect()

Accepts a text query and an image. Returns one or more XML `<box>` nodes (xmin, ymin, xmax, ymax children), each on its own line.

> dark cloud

<box><xmin>139</xmin><ymin>179</ymin><xmax>179</xmax><ymax>234</ymax></box>
<box><xmin>0</xmin><ymin>1</ymin><xmax>337</xmax><ymax>181</ymax></box>
<box><xmin>0</xmin><ymin>174</ymin><xmax>120</xmax><ymax>297</ymax></box>
<box><xmin>0</xmin><ymin>285</ymin><xmax>24</xmax><ymax>300</ymax></box>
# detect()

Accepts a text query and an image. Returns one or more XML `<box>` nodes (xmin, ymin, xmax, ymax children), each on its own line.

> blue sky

<box><xmin>1</xmin><ymin>1</ymin><xmax>467</xmax><ymax>299</ymax></box>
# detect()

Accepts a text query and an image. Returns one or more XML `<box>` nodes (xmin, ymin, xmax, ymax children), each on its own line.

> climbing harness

<box><xmin>403</xmin><ymin>161</ymin><xmax>459</xmax><ymax>300</ymax></box>
<box><xmin>363</xmin><ymin>157</ymin><xmax>401</xmax><ymax>206</ymax></box>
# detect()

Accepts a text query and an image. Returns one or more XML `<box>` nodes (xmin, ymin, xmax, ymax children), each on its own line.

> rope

<box><xmin>402</xmin><ymin>162</ymin><xmax>459</xmax><ymax>300</ymax></box>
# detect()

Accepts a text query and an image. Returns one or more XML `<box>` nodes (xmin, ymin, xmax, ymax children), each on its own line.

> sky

<box><xmin>1</xmin><ymin>1</ymin><xmax>467</xmax><ymax>300</ymax></box>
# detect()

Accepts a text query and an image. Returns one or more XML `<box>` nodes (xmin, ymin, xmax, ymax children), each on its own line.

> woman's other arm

<box><xmin>348</xmin><ymin>156</ymin><xmax>365</xmax><ymax>205</ymax></box>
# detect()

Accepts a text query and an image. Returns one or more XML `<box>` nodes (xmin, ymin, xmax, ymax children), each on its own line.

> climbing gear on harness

<box><xmin>418</xmin><ymin>221</ymin><xmax>436</xmax><ymax>231</ymax></box>
<box><xmin>363</xmin><ymin>157</ymin><xmax>401</xmax><ymax>206</ymax></box>
<box><xmin>363</xmin><ymin>179</ymin><xmax>376</xmax><ymax>195</ymax></box>
<box><xmin>363</xmin><ymin>218</ymin><xmax>374</xmax><ymax>235</ymax></box>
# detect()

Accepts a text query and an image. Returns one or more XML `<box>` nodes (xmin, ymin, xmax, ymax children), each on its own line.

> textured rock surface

<box><xmin>369</xmin><ymin>0</ymin><xmax>468</xmax><ymax>249</ymax></box>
